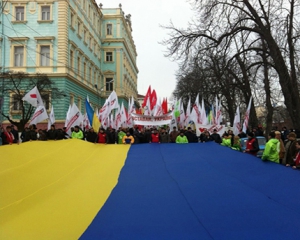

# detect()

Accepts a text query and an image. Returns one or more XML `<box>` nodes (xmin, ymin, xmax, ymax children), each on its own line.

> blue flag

<box><xmin>85</xmin><ymin>99</ymin><xmax>94</xmax><ymax>126</ymax></box>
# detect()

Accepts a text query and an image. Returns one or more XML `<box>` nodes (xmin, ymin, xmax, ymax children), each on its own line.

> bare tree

<box><xmin>163</xmin><ymin>0</ymin><xmax>300</xmax><ymax>128</ymax></box>
<box><xmin>0</xmin><ymin>71</ymin><xmax>64</xmax><ymax>131</ymax></box>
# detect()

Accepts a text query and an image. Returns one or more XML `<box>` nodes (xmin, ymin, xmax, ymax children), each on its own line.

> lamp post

<box><xmin>94</xmin><ymin>79</ymin><xmax>114</xmax><ymax>108</ymax></box>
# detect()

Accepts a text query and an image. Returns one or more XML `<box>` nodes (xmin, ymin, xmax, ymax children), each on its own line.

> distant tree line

<box><xmin>163</xmin><ymin>0</ymin><xmax>300</xmax><ymax>134</ymax></box>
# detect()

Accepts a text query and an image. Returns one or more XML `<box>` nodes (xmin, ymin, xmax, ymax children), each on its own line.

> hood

<box><xmin>269</xmin><ymin>138</ymin><xmax>279</xmax><ymax>144</ymax></box>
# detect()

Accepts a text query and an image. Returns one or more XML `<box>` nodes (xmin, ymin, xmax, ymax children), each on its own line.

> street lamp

<box><xmin>94</xmin><ymin>79</ymin><xmax>114</xmax><ymax>108</ymax></box>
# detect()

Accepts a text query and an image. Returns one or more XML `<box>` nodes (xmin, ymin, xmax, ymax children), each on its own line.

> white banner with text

<box><xmin>131</xmin><ymin>112</ymin><xmax>173</xmax><ymax>126</ymax></box>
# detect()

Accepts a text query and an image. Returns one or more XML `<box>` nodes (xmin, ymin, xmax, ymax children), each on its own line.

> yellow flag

<box><xmin>92</xmin><ymin>113</ymin><xmax>101</xmax><ymax>133</ymax></box>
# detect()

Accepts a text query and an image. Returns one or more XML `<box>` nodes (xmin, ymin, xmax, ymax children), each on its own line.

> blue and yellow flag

<box><xmin>85</xmin><ymin>98</ymin><xmax>101</xmax><ymax>132</ymax></box>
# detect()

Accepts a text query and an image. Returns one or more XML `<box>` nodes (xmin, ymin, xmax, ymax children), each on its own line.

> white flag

<box><xmin>115</xmin><ymin>105</ymin><xmax>122</xmax><ymax>129</ymax></box>
<box><xmin>242</xmin><ymin>97</ymin><xmax>252</xmax><ymax>133</ymax></box>
<box><xmin>153</xmin><ymin>97</ymin><xmax>163</xmax><ymax>116</ymax></box>
<box><xmin>30</xmin><ymin>105</ymin><xmax>48</xmax><ymax>125</ymax></box>
<box><xmin>233</xmin><ymin>106</ymin><xmax>240</xmax><ymax>135</ymax></box>
<box><xmin>190</xmin><ymin>94</ymin><xmax>201</xmax><ymax>124</ymax></box>
<box><xmin>49</xmin><ymin>105</ymin><xmax>55</xmax><ymax>124</ymax></box>
<box><xmin>64</xmin><ymin>103</ymin><xmax>83</xmax><ymax>135</ymax></box>
<box><xmin>184</xmin><ymin>97</ymin><xmax>191</xmax><ymax>127</ymax></box>
<box><xmin>47</xmin><ymin>105</ymin><xmax>55</xmax><ymax>130</ymax></box>
<box><xmin>200</xmin><ymin>99</ymin><xmax>207</xmax><ymax>125</ymax></box>
<box><xmin>144</xmin><ymin>97</ymin><xmax>152</xmax><ymax>116</ymax></box>
<box><xmin>120</xmin><ymin>102</ymin><xmax>127</xmax><ymax>127</ymax></box>
<box><xmin>22</xmin><ymin>86</ymin><xmax>44</xmax><ymax>107</ymax></box>
<box><xmin>179</xmin><ymin>102</ymin><xmax>185</xmax><ymax>128</ymax></box>
<box><xmin>169</xmin><ymin>110</ymin><xmax>177</xmax><ymax>132</ymax></box>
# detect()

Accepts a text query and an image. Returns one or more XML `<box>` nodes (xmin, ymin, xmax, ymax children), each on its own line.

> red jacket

<box><xmin>3</xmin><ymin>131</ymin><xmax>14</xmax><ymax>145</ymax></box>
<box><xmin>151</xmin><ymin>133</ymin><xmax>160</xmax><ymax>143</ymax></box>
<box><xmin>246</xmin><ymin>137</ymin><xmax>259</xmax><ymax>156</ymax></box>
<box><xmin>97</xmin><ymin>133</ymin><xmax>107</xmax><ymax>143</ymax></box>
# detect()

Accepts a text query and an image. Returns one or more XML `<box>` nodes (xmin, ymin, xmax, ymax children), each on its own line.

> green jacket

<box><xmin>231</xmin><ymin>141</ymin><xmax>242</xmax><ymax>151</ymax></box>
<box><xmin>176</xmin><ymin>135</ymin><xmax>188</xmax><ymax>143</ymax></box>
<box><xmin>221</xmin><ymin>138</ymin><xmax>231</xmax><ymax>147</ymax></box>
<box><xmin>71</xmin><ymin>130</ymin><xmax>84</xmax><ymax>139</ymax></box>
<box><xmin>262</xmin><ymin>138</ymin><xmax>279</xmax><ymax>163</ymax></box>
<box><xmin>118</xmin><ymin>131</ymin><xmax>126</xmax><ymax>144</ymax></box>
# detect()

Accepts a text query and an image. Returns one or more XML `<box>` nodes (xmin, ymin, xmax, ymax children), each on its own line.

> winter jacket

<box><xmin>176</xmin><ymin>135</ymin><xmax>188</xmax><ymax>144</ymax></box>
<box><xmin>159</xmin><ymin>133</ymin><xmax>170</xmax><ymax>143</ymax></box>
<box><xmin>122</xmin><ymin>135</ymin><xmax>135</xmax><ymax>144</ymax></box>
<box><xmin>262</xmin><ymin>138</ymin><xmax>279</xmax><ymax>163</ymax></box>
<box><xmin>71</xmin><ymin>130</ymin><xmax>84</xmax><ymax>139</ymax></box>
<box><xmin>221</xmin><ymin>138</ymin><xmax>231</xmax><ymax>147</ymax></box>
<box><xmin>118</xmin><ymin>131</ymin><xmax>126</xmax><ymax>144</ymax></box>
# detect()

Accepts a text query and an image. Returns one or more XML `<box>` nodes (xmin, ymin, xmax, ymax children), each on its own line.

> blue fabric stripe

<box><xmin>80</xmin><ymin>142</ymin><xmax>300</xmax><ymax>240</ymax></box>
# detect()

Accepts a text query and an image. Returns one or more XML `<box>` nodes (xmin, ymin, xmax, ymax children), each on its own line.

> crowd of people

<box><xmin>1</xmin><ymin>123</ymin><xmax>300</xmax><ymax>169</ymax></box>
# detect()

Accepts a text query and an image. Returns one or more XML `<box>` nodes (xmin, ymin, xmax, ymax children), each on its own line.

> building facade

<box><xmin>0</xmin><ymin>0</ymin><xmax>138</xmax><ymax>126</ymax></box>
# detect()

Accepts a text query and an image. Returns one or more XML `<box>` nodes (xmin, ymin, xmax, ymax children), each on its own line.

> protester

<box><xmin>150</xmin><ymin>128</ymin><xmax>160</xmax><ymax>143</ymax></box>
<box><xmin>281</xmin><ymin>127</ymin><xmax>289</xmax><ymax>141</ymax></box>
<box><xmin>71</xmin><ymin>125</ymin><xmax>84</xmax><ymax>139</ymax></box>
<box><xmin>21</xmin><ymin>127</ymin><xmax>31</xmax><ymax>142</ymax></box>
<box><xmin>221</xmin><ymin>133</ymin><xmax>232</xmax><ymax>147</ymax></box>
<box><xmin>29</xmin><ymin>124</ymin><xmax>38</xmax><ymax>141</ymax></box>
<box><xmin>202</xmin><ymin>130</ymin><xmax>213</xmax><ymax>142</ymax></box>
<box><xmin>86</xmin><ymin>128</ymin><xmax>97</xmax><ymax>143</ymax></box>
<box><xmin>107</xmin><ymin>128</ymin><xmax>117</xmax><ymax>144</ymax></box>
<box><xmin>262</xmin><ymin>131</ymin><xmax>279</xmax><ymax>163</ymax></box>
<box><xmin>211</xmin><ymin>129</ymin><xmax>222</xmax><ymax>144</ymax></box>
<box><xmin>1</xmin><ymin>126</ymin><xmax>14</xmax><ymax>145</ymax></box>
<box><xmin>231</xmin><ymin>136</ymin><xmax>242</xmax><ymax>151</ymax></box>
<box><xmin>292</xmin><ymin>140</ymin><xmax>300</xmax><ymax>169</ymax></box>
<box><xmin>118</xmin><ymin>128</ymin><xmax>126</xmax><ymax>144</ymax></box>
<box><xmin>244</xmin><ymin>132</ymin><xmax>259</xmax><ymax>156</ymax></box>
<box><xmin>185</xmin><ymin>127</ymin><xmax>198</xmax><ymax>143</ymax></box>
<box><xmin>176</xmin><ymin>131</ymin><xmax>188</xmax><ymax>144</ymax></box>
<box><xmin>11</xmin><ymin>125</ymin><xmax>19</xmax><ymax>143</ymax></box>
<box><xmin>96</xmin><ymin>128</ymin><xmax>108</xmax><ymax>144</ymax></box>
<box><xmin>122</xmin><ymin>131</ymin><xmax>135</xmax><ymax>144</ymax></box>
<box><xmin>238</xmin><ymin>129</ymin><xmax>247</xmax><ymax>138</ymax></box>
<box><xmin>169</xmin><ymin>126</ymin><xmax>179</xmax><ymax>143</ymax></box>
<box><xmin>38</xmin><ymin>129</ymin><xmax>47</xmax><ymax>141</ymax></box>
<box><xmin>47</xmin><ymin>125</ymin><xmax>57</xmax><ymax>140</ymax></box>
<box><xmin>275</xmin><ymin>131</ymin><xmax>285</xmax><ymax>164</ymax></box>
<box><xmin>283</xmin><ymin>132</ymin><xmax>297</xmax><ymax>167</ymax></box>
<box><xmin>159</xmin><ymin>128</ymin><xmax>170</xmax><ymax>143</ymax></box>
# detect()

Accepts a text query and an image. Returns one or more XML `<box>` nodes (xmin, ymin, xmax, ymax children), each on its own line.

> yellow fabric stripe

<box><xmin>0</xmin><ymin>140</ymin><xmax>129</xmax><ymax>240</ymax></box>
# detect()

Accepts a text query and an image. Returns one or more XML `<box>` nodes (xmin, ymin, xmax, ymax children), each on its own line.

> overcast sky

<box><xmin>96</xmin><ymin>0</ymin><xmax>194</xmax><ymax>100</ymax></box>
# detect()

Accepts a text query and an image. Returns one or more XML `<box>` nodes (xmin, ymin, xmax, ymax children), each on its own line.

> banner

<box><xmin>195</xmin><ymin>123</ymin><xmax>226</xmax><ymax>136</ymax></box>
<box><xmin>132</xmin><ymin>112</ymin><xmax>173</xmax><ymax>126</ymax></box>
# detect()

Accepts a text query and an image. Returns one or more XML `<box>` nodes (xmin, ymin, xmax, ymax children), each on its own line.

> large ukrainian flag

<box><xmin>2</xmin><ymin>141</ymin><xmax>300</xmax><ymax>239</ymax></box>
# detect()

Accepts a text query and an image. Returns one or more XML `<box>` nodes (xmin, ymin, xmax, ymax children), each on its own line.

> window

<box><xmin>83</xmin><ymin>0</ymin><xmax>86</xmax><ymax>11</ymax></box>
<box><xmin>70</xmin><ymin>50</ymin><xmax>74</xmax><ymax>69</ymax></box>
<box><xmin>106</xmin><ymin>52</ymin><xmax>113</xmax><ymax>62</ymax></box>
<box><xmin>14</xmin><ymin>46</ymin><xmax>24</xmax><ymax>67</ymax></box>
<box><xmin>77</xmin><ymin>20</ymin><xmax>81</xmax><ymax>36</ymax></box>
<box><xmin>83</xmin><ymin>29</ymin><xmax>87</xmax><ymax>43</ymax></box>
<box><xmin>106</xmin><ymin>78</ymin><xmax>114</xmax><ymax>91</ymax></box>
<box><xmin>77</xmin><ymin>57</ymin><xmax>80</xmax><ymax>74</ymax></box>
<box><xmin>89</xmin><ymin>67</ymin><xmax>92</xmax><ymax>82</ymax></box>
<box><xmin>12</xmin><ymin>94</ymin><xmax>22</xmax><ymax>111</ymax></box>
<box><xmin>41</xmin><ymin>6</ymin><xmax>50</xmax><ymax>20</ymax></box>
<box><xmin>40</xmin><ymin>46</ymin><xmax>50</xmax><ymax>66</ymax></box>
<box><xmin>107</xmin><ymin>24</ymin><xmax>112</xmax><ymax>35</ymax></box>
<box><xmin>16</xmin><ymin>6</ymin><xmax>24</xmax><ymax>21</ymax></box>
<box><xmin>70</xmin><ymin>12</ymin><xmax>75</xmax><ymax>29</ymax></box>
<box><xmin>83</xmin><ymin>62</ymin><xmax>86</xmax><ymax>80</ymax></box>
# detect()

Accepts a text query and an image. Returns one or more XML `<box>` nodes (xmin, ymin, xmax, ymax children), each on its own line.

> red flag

<box><xmin>142</xmin><ymin>86</ymin><xmax>151</xmax><ymax>108</ymax></box>
<box><xmin>150</xmin><ymin>89</ymin><xmax>157</xmax><ymax>110</ymax></box>
<box><xmin>162</xmin><ymin>97</ymin><xmax>168</xmax><ymax>114</ymax></box>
